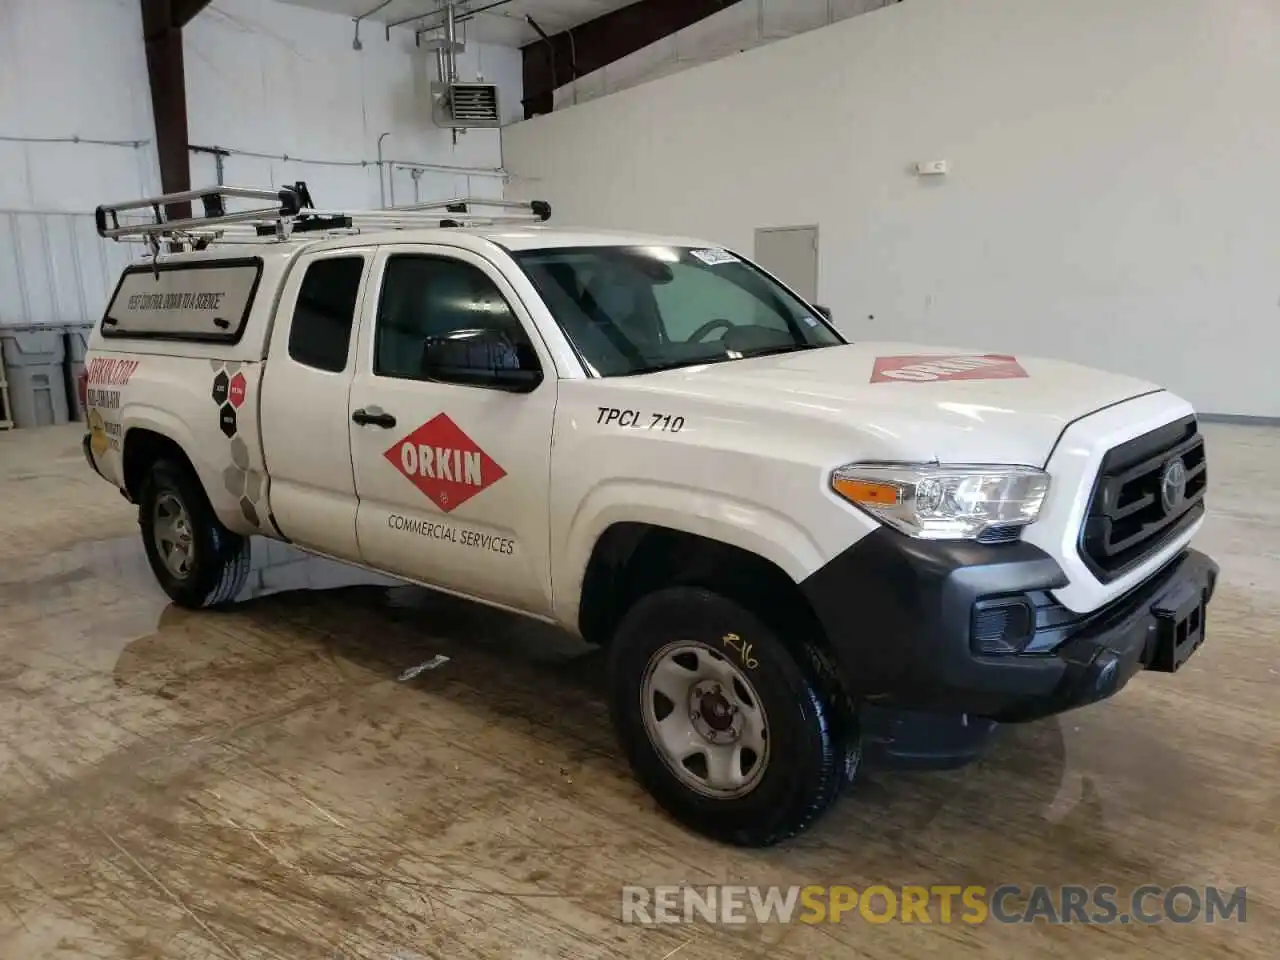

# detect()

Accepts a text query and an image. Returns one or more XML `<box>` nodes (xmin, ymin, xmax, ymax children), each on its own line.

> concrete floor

<box><xmin>0</xmin><ymin>422</ymin><xmax>1275</xmax><ymax>959</ymax></box>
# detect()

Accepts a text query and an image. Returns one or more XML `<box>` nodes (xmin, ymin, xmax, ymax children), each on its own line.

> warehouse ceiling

<box><xmin>276</xmin><ymin>0</ymin><xmax>641</xmax><ymax>46</ymax></box>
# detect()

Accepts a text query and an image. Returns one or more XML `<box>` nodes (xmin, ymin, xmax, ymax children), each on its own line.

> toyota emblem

<box><xmin>1160</xmin><ymin>458</ymin><xmax>1188</xmax><ymax>514</ymax></box>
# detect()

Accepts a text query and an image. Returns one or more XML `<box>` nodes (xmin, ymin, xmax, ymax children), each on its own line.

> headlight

<box><xmin>830</xmin><ymin>463</ymin><xmax>1049</xmax><ymax>541</ymax></box>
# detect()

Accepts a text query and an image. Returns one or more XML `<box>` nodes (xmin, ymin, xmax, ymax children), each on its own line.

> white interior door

<box><xmin>754</xmin><ymin>226</ymin><xmax>819</xmax><ymax>304</ymax></box>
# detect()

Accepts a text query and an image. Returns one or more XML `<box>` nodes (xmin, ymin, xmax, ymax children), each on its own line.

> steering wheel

<box><xmin>686</xmin><ymin>318</ymin><xmax>734</xmax><ymax>343</ymax></box>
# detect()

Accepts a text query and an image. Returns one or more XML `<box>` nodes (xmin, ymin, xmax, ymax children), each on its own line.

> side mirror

<box><xmin>814</xmin><ymin>304</ymin><xmax>833</xmax><ymax>321</ymax></box>
<box><xmin>421</xmin><ymin>329</ymin><xmax>543</xmax><ymax>393</ymax></box>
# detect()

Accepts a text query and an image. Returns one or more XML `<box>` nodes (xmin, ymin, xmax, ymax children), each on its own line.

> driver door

<box><xmin>349</xmin><ymin>244</ymin><xmax>557</xmax><ymax>616</ymax></box>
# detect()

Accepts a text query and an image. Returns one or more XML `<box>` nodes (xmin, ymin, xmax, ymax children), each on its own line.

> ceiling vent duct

<box><xmin>424</xmin><ymin>1</ymin><xmax>502</xmax><ymax>130</ymax></box>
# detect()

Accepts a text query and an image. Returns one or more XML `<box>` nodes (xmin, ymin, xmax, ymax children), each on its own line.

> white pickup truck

<box><xmin>82</xmin><ymin>185</ymin><xmax>1218</xmax><ymax>846</ymax></box>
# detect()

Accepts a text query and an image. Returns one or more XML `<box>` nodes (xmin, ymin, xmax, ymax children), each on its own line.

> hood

<box><xmin>636</xmin><ymin>342</ymin><xmax>1162</xmax><ymax>464</ymax></box>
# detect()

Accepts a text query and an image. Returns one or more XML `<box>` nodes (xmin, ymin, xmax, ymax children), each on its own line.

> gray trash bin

<box><xmin>63</xmin><ymin>323</ymin><xmax>95</xmax><ymax>422</ymax></box>
<box><xmin>0</xmin><ymin>325</ymin><xmax>69</xmax><ymax>429</ymax></box>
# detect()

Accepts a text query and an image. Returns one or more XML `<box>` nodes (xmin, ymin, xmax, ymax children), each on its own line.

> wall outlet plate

<box><xmin>916</xmin><ymin>160</ymin><xmax>949</xmax><ymax>176</ymax></box>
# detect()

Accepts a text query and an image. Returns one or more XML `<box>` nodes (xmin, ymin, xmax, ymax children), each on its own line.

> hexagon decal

<box><xmin>245</xmin><ymin>470</ymin><xmax>263</xmax><ymax>502</ymax></box>
<box><xmin>223</xmin><ymin>464</ymin><xmax>246</xmax><ymax>498</ymax></box>
<box><xmin>240</xmin><ymin>497</ymin><xmax>259</xmax><ymax>527</ymax></box>
<box><xmin>229</xmin><ymin>372</ymin><xmax>247</xmax><ymax>409</ymax></box>
<box><xmin>230</xmin><ymin>435</ymin><xmax>249</xmax><ymax>469</ymax></box>
<box><xmin>212</xmin><ymin>370</ymin><xmax>230</xmax><ymax>405</ymax></box>
<box><xmin>219</xmin><ymin>403</ymin><xmax>238</xmax><ymax>438</ymax></box>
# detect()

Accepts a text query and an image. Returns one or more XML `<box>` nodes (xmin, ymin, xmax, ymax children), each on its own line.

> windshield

<box><xmin>512</xmin><ymin>245</ymin><xmax>843</xmax><ymax>376</ymax></box>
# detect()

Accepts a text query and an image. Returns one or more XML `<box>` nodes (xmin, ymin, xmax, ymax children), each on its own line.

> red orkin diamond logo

<box><xmin>384</xmin><ymin>414</ymin><xmax>506</xmax><ymax>513</ymax></box>
<box><xmin>870</xmin><ymin>354</ymin><xmax>1028</xmax><ymax>383</ymax></box>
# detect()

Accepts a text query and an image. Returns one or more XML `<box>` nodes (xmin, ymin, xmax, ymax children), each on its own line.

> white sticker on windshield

<box><xmin>689</xmin><ymin>248</ymin><xmax>739</xmax><ymax>266</ymax></box>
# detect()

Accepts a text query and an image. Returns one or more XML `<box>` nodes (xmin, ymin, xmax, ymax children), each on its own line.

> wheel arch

<box><xmin>575</xmin><ymin>521</ymin><xmax>834</xmax><ymax>668</ymax></box>
<box><xmin>120</xmin><ymin>411</ymin><xmax>246</xmax><ymax>532</ymax></box>
<box><xmin>558</xmin><ymin>486</ymin><xmax>825</xmax><ymax>620</ymax></box>
<box><xmin>122</xmin><ymin>426</ymin><xmax>199</xmax><ymax>503</ymax></box>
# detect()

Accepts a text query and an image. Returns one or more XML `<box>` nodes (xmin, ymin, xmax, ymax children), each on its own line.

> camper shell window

<box><xmin>101</xmin><ymin>258</ymin><xmax>263</xmax><ymax>343</ymax></box>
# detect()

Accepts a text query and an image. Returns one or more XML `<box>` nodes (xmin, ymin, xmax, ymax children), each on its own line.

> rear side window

<box><xmin>102</xmin><ymin>258</ymin><xmax>262</xmax><ymax>342</ymax></box>
<box><xmin>287</xmin><ymin>256</ymin><xmax>366</xmax><ymax>373</ymax></box>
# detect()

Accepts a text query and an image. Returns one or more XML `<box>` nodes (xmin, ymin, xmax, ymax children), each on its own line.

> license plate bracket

<box><xmin>1149</xmin><ymin>578</ymin><xmax>1207</xmax><ymax>673</ymax></box>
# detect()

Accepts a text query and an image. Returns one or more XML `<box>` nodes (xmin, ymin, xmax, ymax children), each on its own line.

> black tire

<box><xmin>138</xmin><ymin>458</ymin><xmax>250</xmax><ymax>609</ymax></box>
<box><xmin>608</xmin><ymin>587</ymin><xmax>847</xmax><ymax>846</ymax></box>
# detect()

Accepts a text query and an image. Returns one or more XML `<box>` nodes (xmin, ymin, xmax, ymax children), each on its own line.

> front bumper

<box><xmin>800</xmin><ymin>528</ymin><xmax>1219</xmax><ymax>725</ymax></box>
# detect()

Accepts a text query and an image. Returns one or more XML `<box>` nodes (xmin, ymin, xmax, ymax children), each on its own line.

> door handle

<box><xmin>352</xmin><ymin>407</ymin><xmax>397</xmax><ymax>429</ymax></box>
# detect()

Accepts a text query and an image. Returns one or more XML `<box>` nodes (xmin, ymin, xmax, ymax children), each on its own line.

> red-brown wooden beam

<box><xmin>140</xmin><ymin>0</ymin><xmax>211</xmax><ymax>218</ymax></box>
<box><xmin>521</xmin><ymin>0</ymin><xmax>739</xmax><ymax>119</ymax></box>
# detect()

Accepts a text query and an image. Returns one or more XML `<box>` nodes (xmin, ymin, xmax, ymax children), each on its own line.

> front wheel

<box><xmin>139</xmin><ymin>458</ymin><xmax>250</xmax><ymax>609</ymax></box>
<box><xmin>607</xmin><ymin>587</ymin><xmax>849</xmax><ymax>846</ymax></box>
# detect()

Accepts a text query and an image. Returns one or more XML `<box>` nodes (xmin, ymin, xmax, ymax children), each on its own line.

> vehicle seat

<box><xmin>582</xmin><ymin>267</ymin><xmax>661</xmax><ymax>348</ymax></box>
<box><xmin>376</xmin><ymin>273</ymin><xmax>427</xmax><ymax>377</ymax></box>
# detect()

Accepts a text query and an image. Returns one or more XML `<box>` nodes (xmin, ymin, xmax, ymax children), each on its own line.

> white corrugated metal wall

<box><xmin>0</xmin><ymin>0</ymin><xmax>160</xmax><ymax>329</ymax></box>
<box><xmin>0</xmin><ymin>205</ymin><xmax>145</xmax><ymax>329</ymax></box>
<box><xmin>0</xmin><ymin>0</ymin><xmax>523</xmax><ymax>330</ymax></box>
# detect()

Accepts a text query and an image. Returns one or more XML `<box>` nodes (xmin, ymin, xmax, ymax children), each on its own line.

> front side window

<box><xmin>513</xmin><ymin>245</ymin><xmax>842</xmax><ymax>376</ymax></box>
<box><xmin>374</xmin><ymin>255</ymin><xmax>538</xmax><ymax>383</ymax></box>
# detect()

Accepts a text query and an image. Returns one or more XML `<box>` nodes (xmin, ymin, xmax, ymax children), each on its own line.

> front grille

<box><xmin>1079</xmin><ymin>415</ymin><xmax>1207</xmax><ymax>582</ymax></box>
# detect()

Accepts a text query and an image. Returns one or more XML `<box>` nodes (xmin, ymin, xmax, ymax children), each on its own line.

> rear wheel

<box><xmin>139</xmin><ymin>459</ymin><xmax>250</xmax><ymax>609</ymax></box>
<box><xmin>608</xmin><ymin>587</ymin><xmax>848</xmax><ymax>846</ymax></box>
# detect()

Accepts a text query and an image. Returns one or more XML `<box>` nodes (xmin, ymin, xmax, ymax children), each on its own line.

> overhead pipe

<box><xmin>390</xmin><ymin>163</ymin><xmax>495</xmax><ymax>177</ymax></box>
<box><xmin>376</xmin><ymin>131</ymin><xmax>392</xmax><ymax>208</ymax></box>
<box><xmin>386</xmin><ymin>0</ymin><xmax>516</xmax><ymax>36</ymax></box>
<box><xmin>0</xmin><ymin>134</ymin><xmax>149</xmax><ymax>147</ymax></box>
<box><xmin>189</xmin><ymin>143</ymin><xmax>230</xmax><ymax>185</ymax></box>
<box><xmin>414</xmin><ymin>1</ymin><xmax>459</xmax><ymax>86</ymax></box>
<box><xmin>353</xmin><ymin>0</ymin><xmax>395</xmax><ymax>26</ymax></box>
<box><xmin>442</xmin><ymin>1</ymin><xmax>458</xmax><ymax>83</ymax></box>
<box><xmin>352</xmin><ymin>0</ymin><xmax>396</xmax><ymax>48</ymax></box>
<box><xmin>176</xmin><ymin>142</ymin><xmax>502</xmax><ymax>178</ymax></box>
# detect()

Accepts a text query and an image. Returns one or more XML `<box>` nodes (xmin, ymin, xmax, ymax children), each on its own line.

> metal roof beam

<box><xmin>520</xmin><ymin>0</ymin><xmax>739</xmax><ymax>119</ymax></box>
<box><xmin>139</xmin><ymin>0</ymin><xmax>212</xmax><ymax>221</ymax></box>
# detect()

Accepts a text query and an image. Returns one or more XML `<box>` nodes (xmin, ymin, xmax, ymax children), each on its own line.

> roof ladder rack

<box><xmin>95</xmin><ymin>185</ymin><xmax>305</xmax><ymax>240</ymax></box>
<box><xmin>386</xmin><ymin>196</ymin><xmax>552</xmax><ymax>227</ymax></box>
<box><xmin>93</xmin><ymin>182</ymin><xmax>553</xmax><ymax>250</ymax></box>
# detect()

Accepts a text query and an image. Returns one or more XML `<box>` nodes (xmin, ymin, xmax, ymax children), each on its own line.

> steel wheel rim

<box><xmin>153</xmin><ymin>491</ymin><xmax>194</xmax><ymax>580</ymax></box>
<box><xmin>640</xmin><ymin>641</ymin><xmax>770</xmax><ymax>799</ymax></box>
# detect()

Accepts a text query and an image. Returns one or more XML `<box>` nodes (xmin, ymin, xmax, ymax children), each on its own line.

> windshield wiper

<box><xmin>620</xmin><ymin>357</ymin><xmax>723</xmax><ymax>376</ymax></box>
<box><xmin>623</xmin><ymin>343</ymin><xmax>821</xmax><ymax>376</ymax></box>
<box><xmin>735</xmin><ymin>343</ymin><xmax>821</xmax><ymax>360</ymax></box>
